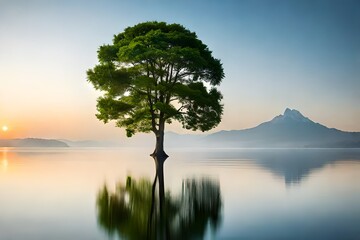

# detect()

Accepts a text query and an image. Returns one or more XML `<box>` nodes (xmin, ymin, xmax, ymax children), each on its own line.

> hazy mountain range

<box><xmin>204</xmin><ymin>108</ymin><xmax>360</xmax><ymax>148</ymax></box>
<box><xmin>1</xmin><ymin>108</ymin><xmax>359</xmax><ymax>148</ymax></box>
<box><xmin>0</xmin><ymin>138</ymin><xmax>69</xmax><ymax>147</ymax></box>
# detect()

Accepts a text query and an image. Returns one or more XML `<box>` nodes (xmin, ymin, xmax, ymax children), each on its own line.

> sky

<box><xmin>0</xmin><ymin>0</ymin><xmax>359</xmax><ymax>141</ymax></box>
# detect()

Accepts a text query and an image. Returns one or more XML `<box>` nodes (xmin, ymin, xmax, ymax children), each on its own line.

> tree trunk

<box><xmin>151</xmin><ymin>130</ymin><xmax>169</xmax><ymax>159</ymax></box>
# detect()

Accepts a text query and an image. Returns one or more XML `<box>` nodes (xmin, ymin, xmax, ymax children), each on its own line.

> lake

<box><xmin>0</xmin><ymin>147</ymin><xmax>359</xmax><ymax>239</ymax></box>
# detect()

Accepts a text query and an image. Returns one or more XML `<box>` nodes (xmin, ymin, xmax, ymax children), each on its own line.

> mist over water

<box><xmin>0</xmin><ymin>148</ymin><xmax>359</xmax><ymax>239</ymax></box>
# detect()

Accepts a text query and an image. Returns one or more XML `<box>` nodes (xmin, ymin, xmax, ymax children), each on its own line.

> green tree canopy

<box><xmin>87</xmin><ymin>21</ymin><xmax>224</xmax><ymax>159</ymax></box>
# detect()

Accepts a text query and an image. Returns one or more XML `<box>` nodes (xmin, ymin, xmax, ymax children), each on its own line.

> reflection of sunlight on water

<box><xmin>2</xmin><ymin>159</ymin><xmax>8</xmax><ymax>171</ymax></box>
<box><xmin>1</xmin><ymin>148</ymin><xmax>8</xmax><ymax>171</ymax></box>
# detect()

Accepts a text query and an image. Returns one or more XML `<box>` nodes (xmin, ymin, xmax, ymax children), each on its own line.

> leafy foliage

<box><xmin>87</xmin><ymin>21</ymin><xmax>224</xmax><ymax>137</ymax></box>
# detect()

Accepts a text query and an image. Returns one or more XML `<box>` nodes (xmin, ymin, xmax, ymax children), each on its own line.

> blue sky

<box><xmin>0</xmin><ymin>0</ymin><xmax>359</xmax><ymax>140</ymax></box>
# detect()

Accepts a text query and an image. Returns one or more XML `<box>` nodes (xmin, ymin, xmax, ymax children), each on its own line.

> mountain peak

<box><xmin>284</xmin><ymin>108</ymin><xmax>292</xmax><ymax>115</ymax></box>
<box><xmin>271</xmin><ymin>108</ymin><xmax>311</xmax><ymax>123</ymax></box>
<box><xmin>284</xmin><ymin>108</ymin><xmax>304</xmax><ymax>118</ymax></box>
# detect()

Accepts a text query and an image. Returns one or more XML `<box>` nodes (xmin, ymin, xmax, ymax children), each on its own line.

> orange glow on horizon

<box><xmin>2</xmin><ymin>125</ymin><xmax>8</xmax><ymax>132</ymax></box>
<box><xmin>0</xmin><ymin>125</ymin><xmax>17</xmax><ymax>139</ymax></box>
<box><xmin>0</xmin><ymin>122</ymin><xmax>27</xmax><ymax>139</ymax></box>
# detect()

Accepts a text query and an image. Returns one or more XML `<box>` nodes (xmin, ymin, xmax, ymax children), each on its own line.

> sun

<box><xmin>2</xmin><ymin>125</ymin><xmax>8</xmax><ymax>132</ymax></box>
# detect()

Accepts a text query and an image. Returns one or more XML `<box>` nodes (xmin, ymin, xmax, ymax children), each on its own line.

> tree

<box><xmin>87</xmin><ymin>21</ymin><xmax>224</xmax><ymax>157</ymax></box>
<box><xmin>87</xmin><ymin>21</ymin><xmax>224</xmax><ymax>208</ymax></box>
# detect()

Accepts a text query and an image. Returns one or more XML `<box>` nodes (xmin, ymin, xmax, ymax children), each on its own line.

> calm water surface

<box><xmin>0</xmin><ymin>148</ymin><xmax>359</xmax><ymax>239</ymax></box>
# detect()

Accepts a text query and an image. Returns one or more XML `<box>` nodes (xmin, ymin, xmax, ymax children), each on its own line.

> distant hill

<box><xmin>0</xmin><ymin>138</ymin><xmax>68</xmax><ymax>147</ymax></box>
<box><xmin>205</xmin><ymin>108</ymin><xmax>360</xmax><ymax>148</ymax></box>
<box><xmin>59</xmin><ymin>139</ymin><xmax>121</xmax><ymax>147</ymax></box>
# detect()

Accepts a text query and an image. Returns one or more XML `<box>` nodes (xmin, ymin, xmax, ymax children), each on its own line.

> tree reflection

<box><xmin>96</xmin><ymin>176</ymin><xmax>222</xmax><ymax>239</ymax></box>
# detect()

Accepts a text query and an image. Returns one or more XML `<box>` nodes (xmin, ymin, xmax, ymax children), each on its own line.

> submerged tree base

<box><xmin>150</xmin><ymin>151</ymin><xmax>169</xmax><ymax>160</ymax></box>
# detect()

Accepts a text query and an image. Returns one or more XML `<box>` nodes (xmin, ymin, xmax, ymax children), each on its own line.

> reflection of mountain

<box><xmin>96</xmin><ymin>176</ymin><xmax>222</xmax><ymax>239</ymax></box>
<box><xmin>203</xmin><ymin>149</ymin><xmax>360</xmax><ymax>185</ymax></box>
<box><xmin>253</xmin><ymin>150</ymin><xmax>360</xmax><ymax>185</ymax></box>
<box><xmin>0</xmin><ymin>138</ymin><xmax>68</xmax><ymax>147</ymax></box>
